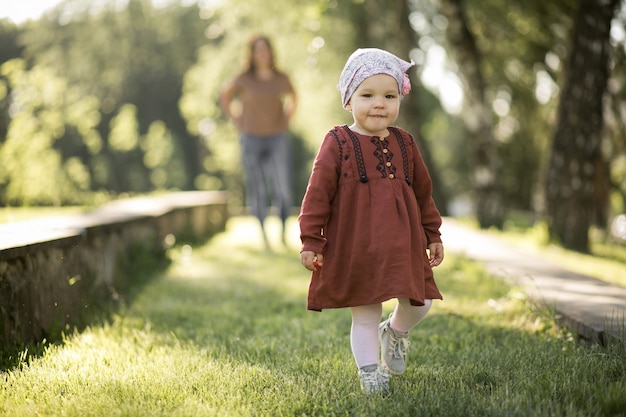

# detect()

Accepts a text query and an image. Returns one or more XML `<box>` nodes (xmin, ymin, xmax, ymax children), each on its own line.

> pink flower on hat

<box><xmin>402</xmin><ymin>73</ymin><xmax>411</xmax><ymax>95</ymax></box>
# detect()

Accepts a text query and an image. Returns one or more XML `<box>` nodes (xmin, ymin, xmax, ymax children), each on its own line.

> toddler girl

<box><xmin>299</xmin><ymin>48</ymin><xmax>444</xmax><ymax>393</ymax></box>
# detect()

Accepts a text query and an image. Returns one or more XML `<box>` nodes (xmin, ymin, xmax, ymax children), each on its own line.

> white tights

<box><xmin>350</xmin><ymin>298</ymin><xmax>432</xmax><ymax>369</ymax></box>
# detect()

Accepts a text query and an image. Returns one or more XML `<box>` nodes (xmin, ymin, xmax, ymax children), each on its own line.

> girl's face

<box><xmin>346</xmin><ymin>74</ymin><xmax>400</xmax><ymax>137</ymax></box>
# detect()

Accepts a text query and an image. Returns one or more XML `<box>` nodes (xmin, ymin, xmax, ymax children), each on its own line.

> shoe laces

<box><xmin>376</xmin><ymin>368</ymin><xmax>390</xmax><ymax>385</ymax></box>
<box><xmin>389</xmin><ymin>333</ymin><xmax>410</xmax><ymax>360</ymax></box>
<box><xmin>360</xmin><ymin>368</ymin><xmax>389</xmax><ymax>392</ymax></box>
<box><xmin>360</xmin><ymin>370</ymin><xmax>379</xmax><ymax>385</ymax></box>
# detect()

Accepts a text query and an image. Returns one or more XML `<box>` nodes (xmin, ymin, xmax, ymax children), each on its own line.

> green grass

<box><xmin>1</xmin><ymin>216</ymin><xmax>625</xmax><ymax>416</ymax></box>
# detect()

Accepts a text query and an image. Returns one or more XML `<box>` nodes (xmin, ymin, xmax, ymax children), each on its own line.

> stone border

<box><xmin>0</xmin><ymin>191</ymin><xmax>228</xmax><ymax>346</ymax></box>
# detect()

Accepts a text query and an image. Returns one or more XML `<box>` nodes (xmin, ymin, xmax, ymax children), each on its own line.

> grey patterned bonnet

<box><xmin>337</xmin><ymin>48</ymin><xmax>414</xmax><ymax>108</ymax></box>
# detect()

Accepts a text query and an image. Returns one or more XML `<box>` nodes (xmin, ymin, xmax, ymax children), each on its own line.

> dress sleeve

<box><xmin>410</xmin><ymin>139</ymin><xmax>442</xmax><ymax>244</ymax></box>
<box><xmin>298</xmin><ymin>131</ymin><xmax>341</xmax><ymax>253</ymax></box>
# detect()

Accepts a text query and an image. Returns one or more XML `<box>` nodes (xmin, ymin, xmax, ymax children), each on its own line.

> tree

<box><xmin>29</xmin><ymin>0</ymin><xmax>206</xmax><ymax>183</ymax></box>
<box><xmin>0</xmin><ymin>59</ymin><xmax>99</xmax><ymax>205</ymax></box>
<box><xmin>0</xmin><ymin>20</ymin><xmax>24</xmax><ymax>154</ymax></box>
<box><xmin>14</xmin><ymin>0</ymin><xmax>209</xmax><ymax>197</ymax></box>
<box><xmin>604</xmin><ymin>13</ymin><xmax>626</xmax><ymax>220</ymax></box>
<box><xmin>439</xmin><ymin>0</ymin><xmax>504</xmax><ymax>228</ymax></box>
<box><xmin>545</xmin><ymin>0</ymin><xmax>619</xmax><ymax>252</ymax></box>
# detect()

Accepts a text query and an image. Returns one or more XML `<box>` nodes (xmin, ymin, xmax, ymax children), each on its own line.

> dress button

<box><xmin>383</xmin><ymin>149</ymin><xmax>388</xmax><ymax>154</ymax></box>
<box><xmin>380</xmin><ymin>137</ymin><xmax>385</xmax><ymax>141</ymax></box>
<box><xmin>389</xmin><ymin>174</ymin><xmax>395</xmax><ymax>179</ymax></box>
<box><xmin>386</xmin><ymin>162</ymin><xmax>392</xmax><ymax>167</ymax></box>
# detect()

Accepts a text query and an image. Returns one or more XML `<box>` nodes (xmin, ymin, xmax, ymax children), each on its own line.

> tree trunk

<box><xmin>545</xmin><ymin>0</ymin><xmax>618</xmax><ymax>252</ymax></box>
<box><xmin>439</xmin><ymin>0</ymin><xmax>504</xmax><ymax>229</ymax></box>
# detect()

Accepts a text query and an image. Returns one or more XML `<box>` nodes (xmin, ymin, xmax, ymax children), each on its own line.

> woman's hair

<box><xmin>245</xmin><ymin>34</ymin><xmax>276</xmax><ymax>74</ymax></box>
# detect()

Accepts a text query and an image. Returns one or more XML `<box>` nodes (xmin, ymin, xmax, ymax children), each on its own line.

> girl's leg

<box><xmin>351</xmin><ymin>303</ymin><xmax>390</xmax><ymax>393</ymax></box>
<box><xmin>350</xmin><ymin>303</ymin><xmax>382</xmax><ymax>368</ymax></box>
<box><xmin>389</xmin><ymin>298</ymin><xmax>433</xmax><ymax>334</ymax></box>
<box><xmin>379</xmin><ymin>298</ymin><xmax>432</xmax><ymax>375</ymax></box>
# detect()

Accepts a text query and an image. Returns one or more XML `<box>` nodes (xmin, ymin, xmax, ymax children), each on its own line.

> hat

<box><xmin>337</xmin><ymin>48</ymin><xmax>414</xmax><ymax>108</ymax></box>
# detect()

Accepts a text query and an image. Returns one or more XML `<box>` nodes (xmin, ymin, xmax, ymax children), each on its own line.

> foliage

<box><xmin>1</xmin><ymin>216</ymin><xmax>624</xmax><ymax>416</ymax></box>
<box><xmin>0</xmin><ymin>0</ymin><xmax>209</xmax><ymax>205</ymax></box>
<box><xmin>410</xmin><ymin>0</ymin><xmax>577</xmax><ymax>216</ymax></box>
<box><xmin>0</xmin><ymin>59</ymin><xmax>100</xmax><ymax>204</ymax></box>
<box><xmin>413</xmin><ymin>0</ymin><xmax>626</xmax><ymax>248</ymax></box>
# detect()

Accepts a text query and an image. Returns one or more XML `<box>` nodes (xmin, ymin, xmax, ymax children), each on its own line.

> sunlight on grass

<box><xmin>1</xmin><ymin>216</ymin><xmax>625</xmax><ymax>416</ymax></box>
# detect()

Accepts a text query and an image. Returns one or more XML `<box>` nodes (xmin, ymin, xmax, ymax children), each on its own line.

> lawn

<box><xmin>1</xmin><ymin>216</ymin><xmax>625</xmax><ymax>416</ymax></box>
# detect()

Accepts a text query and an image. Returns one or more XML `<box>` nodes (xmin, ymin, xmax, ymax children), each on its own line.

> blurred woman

<box><xmin>220</xmin><ymin>34</ymin><xmax>297</xmax><ymax>248</ymax></box>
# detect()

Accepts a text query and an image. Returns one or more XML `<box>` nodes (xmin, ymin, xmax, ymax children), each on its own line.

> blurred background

<box><xmin>0</xmin><ymin>0</ymin><xmax>625</xmax><ymax>253</ymax></box>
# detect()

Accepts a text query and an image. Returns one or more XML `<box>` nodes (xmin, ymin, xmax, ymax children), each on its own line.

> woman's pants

<box><xmin>240</xmin><ymin>133</ymin><xmax>292</xmax><ymax>229</ymax></box>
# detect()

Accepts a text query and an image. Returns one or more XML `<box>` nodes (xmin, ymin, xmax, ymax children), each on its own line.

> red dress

<box><xmin>299</xmin><ymin>125</ymin><xmax>443</xmax><ymax>311</ymax></box>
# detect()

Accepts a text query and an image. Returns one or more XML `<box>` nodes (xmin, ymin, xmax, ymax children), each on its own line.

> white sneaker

<box><xmin>379</xmin><ymin>317</ymin><xmax>410</xmax><ymax>375</ymax></box>
<box><xmin>358</xmin><ymin>366</ymin><xmax>390</xmax><ymax>394</ymax></box>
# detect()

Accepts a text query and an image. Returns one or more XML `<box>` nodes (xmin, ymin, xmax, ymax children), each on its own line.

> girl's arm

<box><xmin>298</xmin><ymin>132</ymin><xmax>341</xmax><ymax>255</ymax></box>
<box><xmin>411</xmin><ymin>141</ymin><xmax>442</xmax><ymax>245</ymax></box>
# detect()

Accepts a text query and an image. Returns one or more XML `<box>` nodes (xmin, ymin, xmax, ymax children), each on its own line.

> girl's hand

<box><xmin>300</xmin><ymin>251</ymin><xmax>323</xmax><ymax>271</ymax></box>
<box><xmin>428</xmin><ymin>242</ymin><xmax>444</xmax><ymax>267</ymax></box>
